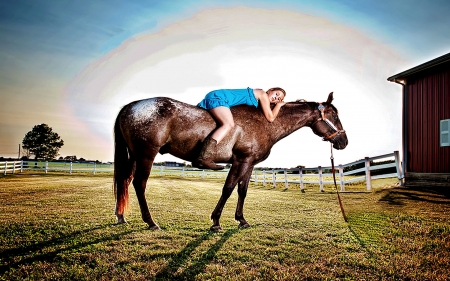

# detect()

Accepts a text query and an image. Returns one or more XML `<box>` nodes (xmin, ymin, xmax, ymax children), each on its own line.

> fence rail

<box><xmin>0</xmin><ymin>161</ymin><xmax>22</xmax><ymax>175</ymax></box>
<box><xmin>252</xmin><ymin>151</ymin><xmax>403</xmax><ymax>191</ymax></box>
<box><xmin>1</xmin><ymin>151</ymin><xmax>404</xmax><ymax>191</ymax></box>
<box><xmin>0</xmin><ymin>160</ymin><xmax>231</xmax><ymax>179</ymax></box>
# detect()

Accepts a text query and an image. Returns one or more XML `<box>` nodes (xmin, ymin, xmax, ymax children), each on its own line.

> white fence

<box><xmin>1</xmin><ymin>151</ymin><xmax>403</xmax><ymax>191</ymax></box>
<box><xmin>1</xmin><ymin>161</ymin><xmax>114</xmax><ymax>174</ymax></box>
<box><xmin>152</xmin><ymin>166</ymin><xmax>230</xmax><ymax>179</ymax></box>
<box><xmin>0</xmin><ymin>161</ymin><xmax>23</xmax><ymax>175</ymax></box>
<box><xmin>0</xmin><ymin>160</ymin><xmax>230</xmax><ymax>179</ymax></box>
<box><xmin>252</xmin><ymin>151</ymin><xmax>403</xmax><ymax>191</ymax></box>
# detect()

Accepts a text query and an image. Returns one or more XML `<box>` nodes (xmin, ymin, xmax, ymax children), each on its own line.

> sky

<box><xmin>1</xmin><ymin>0</ymin><xmax>449</xmax><ymax>168</ymax></box>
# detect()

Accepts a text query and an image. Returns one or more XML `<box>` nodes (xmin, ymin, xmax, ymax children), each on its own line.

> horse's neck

<box><xmin>271</xmin><ymin>103</ymin><xmax>318</xmax><ymax>141</ymax></box>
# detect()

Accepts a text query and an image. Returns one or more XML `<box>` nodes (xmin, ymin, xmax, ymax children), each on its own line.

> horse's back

<box><xmin>120</xmin><ymin>97</ymin><xmax>208</xmax><ymax>128</ymax></box>
<box><xmin>118</xmin><ymin>97</ymin><xmax>217</xmax><ymax>159</ymax></box>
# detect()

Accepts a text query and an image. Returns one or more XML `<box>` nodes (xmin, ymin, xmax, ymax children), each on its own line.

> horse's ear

<box><xmin>326</xmin><ymin>92</ymin><xmax>334</xmax><ymax>104</ymax></box>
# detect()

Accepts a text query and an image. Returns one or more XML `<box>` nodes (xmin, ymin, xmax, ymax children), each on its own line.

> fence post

<box><xmin>20</xmin><ymin>161</ymin><xmax>23</xmax><ymax>173</ymax></box>
<box><xmin>70</xmin><ymin>162</ymin><xmax>73</xmax><ymax>174</ymax></box>
<box><xmin>339</xmin><ymin>164</ymin><xmax>345</xmax><ymax>191</ymax></box>
<box><xmin>93</xmin><ymin>162</ymin><xmax>97</xmax><ymax>174</ymax></box>
<box><xmin>263</xmin><ymin>170</ymin><xmax>266</xmax><ymax>187</ymax></box>
<box><xmin>4</xmin><ymin>161</ymin><xmax>7</xmax><ymax>175</ymax></box>
<box><xmin>45</xmin><ymin>161</ymin><xmax>48</xmax><ymax>174</ymax></box>
<box><xmin>284</xmin><ymin>169</ymin><xmax>288</xmax><ymax>189</ymax></box>
<box><xmin>272</xmin><ymin>169</ymin><xmax>276</xmax><ymax>188</ymax></box>
<box><xmin>299</xmin><ymin>168</ymin><xmax>304</xmax><ymax>191</ymax></box>
<box><xmin>182</xmin><ymin>166</ymin><xmax>185</xmax><ymax>178</ymax></box>
<box><xmin>160</xmin><ymin>165</ymin><xmax>163</xmax><ymax>177</ymax></box>
<box><xmin>365</xmin><ymin>157</ymin><xmax>372</xmax><ymax>191</ymax></box>
<box><xmin>202</xmin><ymin>169</ymin><xmax>205</xmax><ymax>179</ymax></box>
<box><xmin>318</xmin><ymin>166</ymin><xmax>324</xmax><ymax>192</ymax></box>
<box><xmin>12</xmin><ymin>161</ymin><xmax>16</xmax><ymax>174</ymax></box>
<box><xmin>394</xmin><ymin>150</ymin><xmax>404</xmax><ymax>186</ymax></box>
<box><xmin>254</xmin><ymin>170</ymin><xmax>257</xmax><ymax>183</ymax></box>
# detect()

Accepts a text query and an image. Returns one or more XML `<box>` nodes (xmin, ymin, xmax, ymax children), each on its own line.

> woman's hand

<box><xmin>261</xmin><ymin>98</ymin><xmax>285</xmax><ymax>122</ymax></box>
<box><xmin>254</xmin><ymin>89</ymin><xmax>286</xmax><ymax>122</ymax></box>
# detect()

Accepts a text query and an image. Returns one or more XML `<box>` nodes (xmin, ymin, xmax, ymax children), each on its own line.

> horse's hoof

<box><xmin>238</xmin><ymin>223</ymin><xmax>251</xmax><ymax>229</ymax></box>
<box><xmin>116</xmin><ymin>216</ymin><xmax>127</xmax><ymax>224</ymax></box>
<box><xmin>210</xmin><ymin>225</ymin><xmax>222</xmax><ymax>231</ymax></box>
<box><xmin>148</xmin><ymin>224</ymin><xmax>161</xmax><ymax>231</ymax></box>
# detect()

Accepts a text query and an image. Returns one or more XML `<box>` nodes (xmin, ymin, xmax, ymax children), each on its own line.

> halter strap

<box><xmin>330</xmin><ymin>143</ymin><xmax>348</xmax><ymax>222</ymax></box>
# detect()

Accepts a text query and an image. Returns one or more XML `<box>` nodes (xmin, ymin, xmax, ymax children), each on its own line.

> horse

<box><xmin>114</xmin><ymin>92</ymin><xmax>348</xmax><ymax>231</ymax></box>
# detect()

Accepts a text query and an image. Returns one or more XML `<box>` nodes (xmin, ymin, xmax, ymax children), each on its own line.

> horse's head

<box><xmin>310</xmin><ymin>92</ymin><xmax>348</xmax><ymax>150</ymax></box>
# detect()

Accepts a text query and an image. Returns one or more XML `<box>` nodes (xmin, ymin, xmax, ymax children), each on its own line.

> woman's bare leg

<box><xmin>194</xmin><ymin>106</ymin><xmax>234</xmax><ymax>170</ymax></box>
<box><xmin>209</xmin><ymin>106</ymin><xmax>235</xmax><ymax>143</ymax></box>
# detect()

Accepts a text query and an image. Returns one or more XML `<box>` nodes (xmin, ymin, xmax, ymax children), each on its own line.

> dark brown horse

<box><xmin>114</xmin><ymin>92</ymin><xmax>347</xmax><ymax>230</ymax></box>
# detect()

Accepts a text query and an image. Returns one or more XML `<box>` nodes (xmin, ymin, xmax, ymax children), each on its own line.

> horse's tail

<box><xmin>113</xmin><ymin>110</ymin><xmax>135</xmax><ymax>218</ymax></box>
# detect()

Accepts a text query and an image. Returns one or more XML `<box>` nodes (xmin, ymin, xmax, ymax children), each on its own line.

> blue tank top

<box><xmin>197</xmin><ymin>88</ymin><xmax>259</xmax><ymax>110</ymax></box>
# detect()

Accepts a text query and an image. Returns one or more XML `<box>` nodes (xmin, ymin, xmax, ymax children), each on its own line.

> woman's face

<box><xmin>267</xmin><ymin>90</ymin><xmax>285</xmax><ymax>104</ymax></box>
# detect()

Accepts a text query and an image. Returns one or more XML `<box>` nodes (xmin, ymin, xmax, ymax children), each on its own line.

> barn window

<box><xmin>441</xmin><ymin>119</ymin><xmax>450</xmax><ymax>147</ymax></box>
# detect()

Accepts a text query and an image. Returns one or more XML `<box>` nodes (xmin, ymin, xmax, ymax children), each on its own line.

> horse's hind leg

<box><xmin>235</xmin><ymin>166</ymin><xmax>254</xmax><ymax>228</ymax></box>
<box><xmin>133</xmin><ymin>146</ymin><xmax>161</xmax><ymax>230</ymax></box>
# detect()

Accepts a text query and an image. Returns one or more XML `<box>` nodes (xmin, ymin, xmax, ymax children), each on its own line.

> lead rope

<box><xmin>330</xmin><ymin>143</ymin><xmax>348</xmax><ymax>222</ymax></box>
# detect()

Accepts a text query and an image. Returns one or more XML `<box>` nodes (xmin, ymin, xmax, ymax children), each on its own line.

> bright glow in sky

<box><xmin>1</xmin><ymin>0</ymin><xmax>450</xmax><ymax>167</ymax></box>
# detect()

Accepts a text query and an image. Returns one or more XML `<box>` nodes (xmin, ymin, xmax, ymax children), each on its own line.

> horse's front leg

<box><xmin>210</xmin><ymin>161</ymin><xmax>251</xmax><ymax>231</ymax></box>
<box><xmin>235</xmin><ymin>166</ymin><xmax>254</xmax><ymax>228</ymax></box>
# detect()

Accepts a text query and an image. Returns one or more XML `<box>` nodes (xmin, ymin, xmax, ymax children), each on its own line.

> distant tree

<box><xmin>64</xmin><ymin>155</ymin><xmax>77</xmax><ymax>161</ymax></box>
<box><xmin>22</xmin><ymin>124</ymin><xmax>64</xmax><ymax>160</ymax></box>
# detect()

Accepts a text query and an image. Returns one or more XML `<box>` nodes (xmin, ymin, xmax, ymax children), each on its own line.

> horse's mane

<box><xmin>292</xmin><ymin>99</ymin><xmax>339</xmax><ymax>114</ymax></box>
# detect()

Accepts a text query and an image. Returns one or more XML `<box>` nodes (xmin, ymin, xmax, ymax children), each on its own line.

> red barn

<box><xmin>388</xmin><ymin>52</ymin><xmax>450</xmax><ymax>187</ymax></box>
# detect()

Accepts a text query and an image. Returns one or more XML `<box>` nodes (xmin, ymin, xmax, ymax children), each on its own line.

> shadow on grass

<box><xmin>0</xmin><ymin>224</ymin><xmax>136</xmax><ymax>275</ymax></box>
<box><xmin>377</xmin><ymin>186</ymin><xmax>450</xmax><ymax>206</ymax></box>
<box><xmin>347</xmin><ymin>225</ymin><xmax>376</xmax><ymax>259</ymax></box>
<box><xmin>154</xmin><ymin>228</ymin><xmax>239</xmax><ymax>280</ymax></box>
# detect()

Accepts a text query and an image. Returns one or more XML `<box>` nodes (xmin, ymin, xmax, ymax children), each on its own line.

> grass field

<box><xmin>1</xmin><ymin>173</ymin><xmax>449</xmax><ymax>280</ymax></box>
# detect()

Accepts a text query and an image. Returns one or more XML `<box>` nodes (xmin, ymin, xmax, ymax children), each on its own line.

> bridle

<box><xmin>312</xmin><ymin>103</ymin><xmax>346</xmax><ymax>141</ymax></box>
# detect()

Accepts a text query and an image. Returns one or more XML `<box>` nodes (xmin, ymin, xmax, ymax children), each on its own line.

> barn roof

<box><xmin>388</xmin><ymin>52</ymin><xmax>450</xmax><ymax>83</ymax></box>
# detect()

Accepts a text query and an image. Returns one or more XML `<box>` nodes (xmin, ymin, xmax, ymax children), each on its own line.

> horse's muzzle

<box><xmin>332</xmin><ymin>136</ymin><xmax>348</xmax><ymax>150</ymax></box>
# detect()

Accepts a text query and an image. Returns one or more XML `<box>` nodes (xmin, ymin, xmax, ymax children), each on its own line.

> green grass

<box><xmin>0</xmin><ymin>173</ymin><xmax>449</xmax><ymax>280</ymax></box>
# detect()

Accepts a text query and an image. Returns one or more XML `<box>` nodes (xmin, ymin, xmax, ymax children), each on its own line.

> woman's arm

<box><xmin>254</xmin><ymin>89</ymin><xmax>286</xmax><ymax>122</ymax></box>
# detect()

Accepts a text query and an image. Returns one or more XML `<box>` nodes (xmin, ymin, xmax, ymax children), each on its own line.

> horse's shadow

<box><xmin>0</xmin><ymin>223</ymin><xmax>136</xmax><ymax>275</ymax></box>
<box><xmin>154</xmin><ymin>228</ymin><xmax>239</xmax><ymax>280</ymax></box>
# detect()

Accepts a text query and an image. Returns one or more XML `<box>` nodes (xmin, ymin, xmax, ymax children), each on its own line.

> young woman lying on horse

<box><xmin>195</xmin><ymin>87</ymin><xmax>286</xmax><ymax>170</ymax></box>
